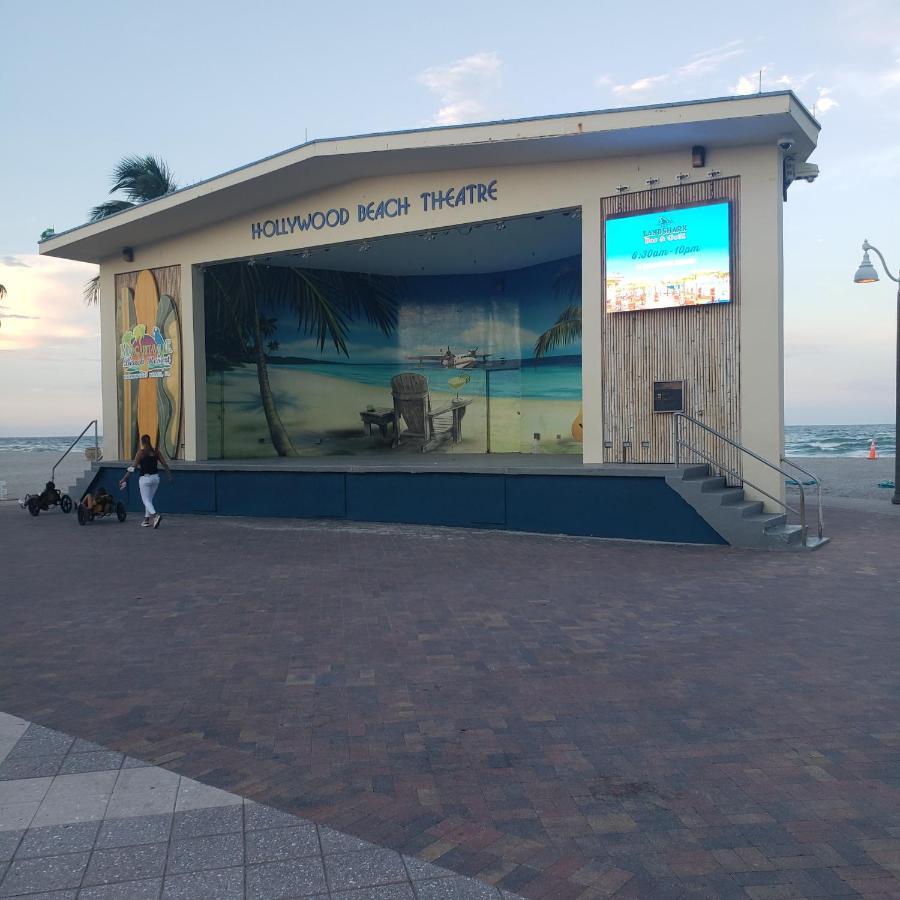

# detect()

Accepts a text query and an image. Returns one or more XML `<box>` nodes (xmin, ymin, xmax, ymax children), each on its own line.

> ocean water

<box><xmin>0</xmin><ymin>435</ymin><xmax>103</xmax><ymax>454</ymax></box>
<box><xmin>784</xmin><ymin>424</ymin><xmax>895</xmax><ymax>457</ymax></box>
<box><xmin>277</xmin><ymin>357</ymin><xmax>583</xmax><ymax>400</ymax></box>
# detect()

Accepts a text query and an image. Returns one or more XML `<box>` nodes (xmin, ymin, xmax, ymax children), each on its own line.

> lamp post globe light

<box><xmin>853</xmin><ymin>240</ymin><xmax>900</xmax><ymax>504</ymax></box>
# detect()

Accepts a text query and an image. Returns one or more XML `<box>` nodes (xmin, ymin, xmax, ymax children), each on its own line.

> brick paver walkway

<box><xmin>0</xmin><ymin>712</ymin><xmax>510</xmax><ymax>898</ymax></box>
<box><xmin>1</xmin><ymin>503</ymin><xmax>899</xmax><ymax>897</ymax></box>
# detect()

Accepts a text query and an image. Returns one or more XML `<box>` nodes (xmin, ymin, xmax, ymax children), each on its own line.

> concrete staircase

<box><xmin>64</xmin><ymin>464</ymin><xmax>100</xmax><ymax>503</ymax></box>
<box><xmin>666</xmin><ymin>465</ymin><xmax>829</xmax><ymax>551</ymax></box>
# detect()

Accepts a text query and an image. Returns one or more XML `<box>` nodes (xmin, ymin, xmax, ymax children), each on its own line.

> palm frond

<box><xmin>0</xmin><ymin>284</ymin><xmax>6</xmax><ymax>301</ymax></box>
<box><xmin>110</xmin><ymin>155</ymin><xmax>177</xmax><ymax>203</ymax></box>
<box><xmin>203</xmin><ymin>262</ymin><xmax>400</xmax><ymax>361</ymax></box>
<box><xmin>83</xmin><ymin>275</ymin><xmax>100</xmax><ymax>306</ymax></box>
<box><xmin>533</xmin><ymin>305</ymin><xmax>582</xmax><ymax>358</ymax></box>
<box><xmin>89</xmin><ymin>199</ymin><xmax>134</xmax><ymax>222</ymax></box>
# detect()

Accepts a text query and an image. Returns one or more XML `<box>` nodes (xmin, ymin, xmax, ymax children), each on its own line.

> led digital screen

<box><xmin>605</xmin><ymin>201</ymin><xmax>732</xmax><ymax>313</ymax></box>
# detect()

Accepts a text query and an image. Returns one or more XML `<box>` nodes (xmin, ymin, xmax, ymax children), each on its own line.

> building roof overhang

<box><xmin>39</xmin><ymin>91</ymin><xmax>819</xmax><ymax>264</ymax></box>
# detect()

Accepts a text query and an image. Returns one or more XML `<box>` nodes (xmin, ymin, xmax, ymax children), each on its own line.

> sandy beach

<box><xmin>0</xmin><ymin>450</ymin><xmax>98</xmax><ymax>502</ymax></box>
<box><xmin>785</xmin><ymin>455</ymin><xmax>898</xmax><ymax>514</ymax></box>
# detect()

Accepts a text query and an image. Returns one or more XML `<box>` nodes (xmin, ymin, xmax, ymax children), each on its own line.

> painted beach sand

<box><xmin>208</xmin><ymin>366</ymin><xmax>582</xmax><ymax>458</ymax></box>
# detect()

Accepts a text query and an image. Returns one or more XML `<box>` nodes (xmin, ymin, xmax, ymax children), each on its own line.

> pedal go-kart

<box><xmin>77</xmin><ymin>490</ymin><xmax>127</xmax><ymax>526</ymax></box>
<box><xmin>21</xmin><ymin>482</ymin><xmax>73</xmax><ymax>517</ymax></box>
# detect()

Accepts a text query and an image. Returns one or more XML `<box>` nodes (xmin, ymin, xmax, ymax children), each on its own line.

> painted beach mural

<box><xmin>205</xmin><ymin>255</ymin><xmax>582</xmax><ymax>457</ymax></box>
<box><xmin>116</xmin><ymin>266</ymin><xmax>183</xmax><ymax>460</ymax></box>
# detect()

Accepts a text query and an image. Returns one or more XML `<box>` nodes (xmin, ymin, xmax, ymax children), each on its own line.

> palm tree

<box><xmin>88</xmin><ymin>155</ymin><xmax>177</xmax><ymax>222</ymax></box>
<box><xmin>0</xmin><ymin>284</ymin><xmax>6</xmax><ymax>329</ymax></box>
<box><xmin>205</xmin><ymin>262</ymin><xmax>399</xmax><ymax>456</ymax></box>
<box><xmin>84</xmin><ymin>155</ymin><xmax>178</xmax><ymax>306</ymax></box>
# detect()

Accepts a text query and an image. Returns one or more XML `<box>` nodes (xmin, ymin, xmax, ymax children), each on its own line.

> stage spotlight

<box><xmin>358</xmin><ymin>241</ymin><xmax>372</xmax><ymax>253</ymax></box>
<box><xmin>645</xmin><ymin>178</ymin><xmax>659</xmax><ymax>187</ymax></box>
<box><xmin>570</xmin><ymin>209</ymin><xmax>582</xmax><ymax>220</ymax></box>
<box><xmin>495</xmin><ymin>221</ymin><xmax>506</xmax><ymax>232</ymax></box>
<box><xmin>300</xmin><ymin>249</ymin><xmax>311</xmax><ymax>259</ymax></box>
<box><xmin>616</xmin><ymin>185</ymin><xmax>629</xmax><ymax>193</ymax></box>
<box><xmin>423</xmin><ymin>231</ymin><xmax>437</xmax><ymax>241</ymax></box>
<box><xmin>707</xmin><ymin>170</ymin><xmax>721</xmax><ymax>178</ymax></box>
<box><xmin>676</xmin><ymin>173</ymin><xmax>690</xmax><ymax>183</ymax></box>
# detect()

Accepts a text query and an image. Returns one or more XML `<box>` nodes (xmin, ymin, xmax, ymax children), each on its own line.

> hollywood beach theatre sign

<box><xmin>249</xmin><ymin>179</ymin><xmax>499</xmax><ymax>240</ymax></box>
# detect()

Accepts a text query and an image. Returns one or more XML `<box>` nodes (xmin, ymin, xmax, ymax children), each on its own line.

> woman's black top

<box><xmin>139</xmin><ymin>451</ymin><xmax>159</xmax><ymax>476</ymax></box>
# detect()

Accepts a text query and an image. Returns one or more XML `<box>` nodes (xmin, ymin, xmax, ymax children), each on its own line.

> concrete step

<box><xmin>666</xmin><ymin>463</ymin><xmax>828</xmax><ymax>551</ymax></box>
<box><xmin>65</xmin><ymin>465</ymin><xmax>100</xmax><ymax>502</ymax></box>
<box><xmin>747</xmin><ymin>511</ymin><xmax>788</xmax><ymax>529</ymax></box>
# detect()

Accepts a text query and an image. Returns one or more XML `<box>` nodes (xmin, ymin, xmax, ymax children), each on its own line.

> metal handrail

<box><xmin>673</xmin><ymin>412</ymin><xmax>819</xmax><ymax>544</ymax></box>
<box><xmin>51</xmin><ymin>420</ymin><xmax>100</xmax><ymax>484</ymax></box>
<box><xmin>780</xmin><ymin>457</ymin><xmax>824</xmax><ymax>540</ymax></box>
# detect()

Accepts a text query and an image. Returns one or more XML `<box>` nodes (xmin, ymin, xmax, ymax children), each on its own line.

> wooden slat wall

<box><xmin>601</xmin><ymin>178</ymin><xmax>741</xmax><ymax>480</ymax></box>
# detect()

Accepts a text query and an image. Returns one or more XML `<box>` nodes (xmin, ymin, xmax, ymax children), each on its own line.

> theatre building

<box><xmin>41</xmin><ymin>92</ymin><xmax>825</xmax><ymax>548</ymax></box>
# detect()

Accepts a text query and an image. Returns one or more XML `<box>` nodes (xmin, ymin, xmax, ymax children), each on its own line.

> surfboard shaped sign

<box><xmin>117</xmin><ymin>268</ymin><xmax>182</xmax><ymax>460</ymax></box>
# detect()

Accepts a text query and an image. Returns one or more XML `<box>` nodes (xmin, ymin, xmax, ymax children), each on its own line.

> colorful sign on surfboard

<box><xmin>115</xmin><ymin>267</ymin><xmax>183</xmax><ymax>461</ymax></box>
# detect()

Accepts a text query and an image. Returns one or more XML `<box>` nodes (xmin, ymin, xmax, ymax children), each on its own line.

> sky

<box><xmin>1</xmin><ymin>0</ymin><xmax>899</xmax><ymax>434</ymax></box>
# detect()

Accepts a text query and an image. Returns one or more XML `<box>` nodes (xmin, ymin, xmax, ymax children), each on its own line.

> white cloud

<box><xmin>612</xmin><ymin>74</ymin><xmax>669</xmax><ymax>96</ymax></box>
<box><xmin>678</xmin><ymin>40</ymin><xmax>744</xmax><ymax>78</ymax></box>
<box><xmin>876</xmin><ymin>58</ymin><xmax>900</xmax><ymax>92</ymax></box>
<box><xmin>416</xmin><ymin>52</ymin><xmax>502</xmax><ymax>126</ymax></box>
<box><xmin>608</xmin><ymin>41</ymin><xmax>745</xmax><ymax>99</ymax></box>
<box><xmin>814</xmin><ymin>88</ymin><xmax>839</xmax><ymax>115</ymax></box>
<box><xmin>0</xmin><ymin>255</ymin><xmax>101</xmax><ymax>434</ymax></box>
<box><xmin>730</xmin><ymin>67</ymin><xmax>813</xmax><ymax>96</ymax></box>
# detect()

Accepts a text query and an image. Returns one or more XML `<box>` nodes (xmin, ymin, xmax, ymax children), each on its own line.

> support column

<box><xmin>180</xmin><ymin>263</ymin><xmax>207</xmax><ymax>461</ymax></box>
<box><xmin>581</xmin><ymin>202</ymin><xmax>604</xmax><ymax>463</ymax></box>
<box><xmin>99</xmin><ymin>264</ymin><xmax>118</xmax><ymax>461</ymax></box>
<box><xmin>739</xmin><ymin>148</ymin><xmax>785</xmax><ymax>506</ymax></box>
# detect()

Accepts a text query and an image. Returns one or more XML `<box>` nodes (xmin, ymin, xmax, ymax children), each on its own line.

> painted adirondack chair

<box><xmin>390</xmin><ymin>373</ymin><xmax>469</xmax><ymax>452</ymax></box>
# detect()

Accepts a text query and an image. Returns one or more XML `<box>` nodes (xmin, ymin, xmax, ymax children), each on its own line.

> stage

<box><xmin>84</xmin><ymin>455</ymin><xmax>728</xmax><ymax>545</ymax></box>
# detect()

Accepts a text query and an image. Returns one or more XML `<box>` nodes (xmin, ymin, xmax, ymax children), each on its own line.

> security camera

<box><xmin>794</xmin><ymin>162</ymin><xmax>819</xmax><ymax>183</ymax></box>
<box><xmin>777</xmin><ymin>136</ymin><xmax>794</xmax><ymax>152</ymax></box>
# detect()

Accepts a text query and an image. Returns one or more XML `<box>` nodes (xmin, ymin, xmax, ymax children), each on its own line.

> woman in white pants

<box><xmin>119</xmin><ymin>434</ymin><xmax>173</xmax><ymax>528</ymax></box>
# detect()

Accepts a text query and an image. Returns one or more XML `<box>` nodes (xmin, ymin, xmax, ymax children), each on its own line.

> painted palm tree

<box><xmin>84</xmin><ymin>156</ymin><xmax>178</xmax><ymax>305</ymax></box>
<box><xmin>205</xmin><ymin>262</ymin><xmax>399</xmax><ymax>456</ymax></box>
<box><xmin>533</xmin><ymin>261</ymin><xmax>582</xmax><ymax>358</ymax></box>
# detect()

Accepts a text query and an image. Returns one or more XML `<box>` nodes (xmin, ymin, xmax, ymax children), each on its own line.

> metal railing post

<box><xmin>52</xmin><ymin>419</ymin><xmax>99</xmax><ymax>484</ymax></box>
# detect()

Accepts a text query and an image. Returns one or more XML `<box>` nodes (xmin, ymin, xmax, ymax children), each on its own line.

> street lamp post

<box><xmin>853</xmin><ymin>240</ymin><xmax>900</xmax><ymax>504</ymax></box>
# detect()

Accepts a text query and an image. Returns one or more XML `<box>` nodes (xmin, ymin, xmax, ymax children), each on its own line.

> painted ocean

<box><xmin>273</xmin><ymin>356</ymin><xmax>583</xmax><ymax>400</ymax></box>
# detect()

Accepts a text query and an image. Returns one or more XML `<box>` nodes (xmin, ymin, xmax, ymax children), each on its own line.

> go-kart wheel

<box><xmin>116</xmin><ymin>502</ymin><xmax>127</xmax><ymax>522</ymax></box>
<box><xmin>27</xmin><ymin>497</ymin><xmax>40</xmax><ymax>516</ymax></box>
<box><xmin>60</xmin><ymin>494</ymin><xmax>72</xmax><ymax>514</ymax></box>
<box><xmin>77</xmin><ymin>506</ymin><xmax>87</xmax><ymax>526</ymax></box>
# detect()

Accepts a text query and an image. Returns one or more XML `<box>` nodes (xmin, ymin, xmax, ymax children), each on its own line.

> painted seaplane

<box><xmin>406</xmin><ymin>347</ymin><xmax>488</xmax><ymax>369</ymax></box>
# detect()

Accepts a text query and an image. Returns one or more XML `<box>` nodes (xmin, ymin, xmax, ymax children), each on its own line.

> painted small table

<box><xmin>359</xmin><ymin>407</ymin><xmax>397</xmax><ymax>442</ymax></box>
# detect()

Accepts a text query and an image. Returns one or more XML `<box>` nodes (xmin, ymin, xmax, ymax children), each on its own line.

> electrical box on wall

<box><xmin>653</xmin><ymin>381</ymin><xmax>684</xmax><ymax>413</ymax></box>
